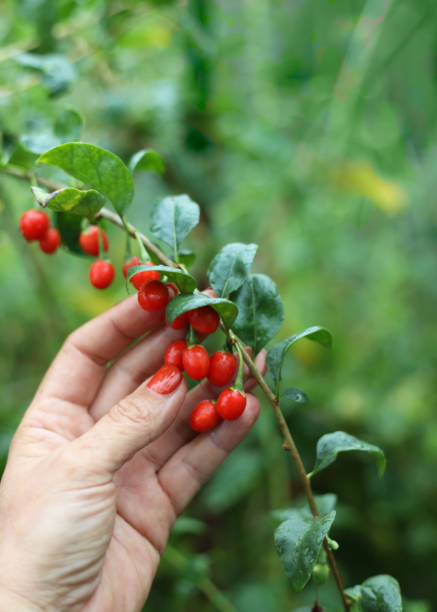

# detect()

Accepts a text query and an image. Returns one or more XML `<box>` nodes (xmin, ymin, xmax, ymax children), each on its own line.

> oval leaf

<box><xmin>274</xmin><ymin>510</ymin><xmax>336</xmax><ymax>591</ymax></box>
<box><xmin>267</xmin><ymin>326</ymin><xmax>332</xmax><ymax>394</ymax></box>
<box><xmin>129</xmin><ymin>149</ymin><xmax>165</xmax><ymax>174</ymax></box>
<box><xmin>127</xmin><ymin>264</ymin><xmax>196</xmax><ymax>294</ymax></box>
<box><xmin>207</xmin><ymin>242</ymin><xmax>258</xmax><ymax>297</ymax></box>
<box><xmin>38</xmin><ymin>142</ymin><xmax>134</xmax><ymax>213</ymax></box>
<box><xmin>308</xmin><ymin>431</ymin><xmax>386</xmax><ymax>478</ymax></box>
<box><xmin>32</xmin><ymin>186</ymin><xmax>105</xmax><ymax>217</ymax></box>
<box><xmin>231</xmin><ymin>274</ymin><xmax>284</xmax><ymax>354</ymax></box>
<box><xmin>150</xmin><ymin>195</ymin><xmax>200</xmax><ymax>258</ymax></box>
<box><xmin>166</xmin><ymin>293</ymin><xmax>238</xmax><ymax>329</ymax></box>
<box><xmin>345</xmin><ymin>575</ymin><xmax>402</xmax><ymax>612</ymax></box>
<box><xmin>272</xmin><ymin>494</ymin><xmax>337</xmax><ymax>524</ymax></box>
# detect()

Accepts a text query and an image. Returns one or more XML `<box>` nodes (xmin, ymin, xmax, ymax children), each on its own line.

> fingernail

<box><xmin>147</xmin><ymin>364</ymin><xmax>183</xmax><ymax>394</ymax></box>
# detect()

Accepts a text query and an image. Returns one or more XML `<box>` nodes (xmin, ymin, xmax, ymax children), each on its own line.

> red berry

<box><xmin>164</xmin><ymin>340</ymin><xmax>188</xmax><ymax>369</ymax></box>
<box><xmin>208</xmin><ymin>351</ymin><xmax>238</xmax><ymax>387</ymax></box>
<box><xmin>39</xmin><ymin>228</ymin><xmax>61</xmax><ymax>254</ymax></box>
<box><xmin>216</xmin><ymin>388</ymin><xmax>247</xmax><ymax>420</ymax></box>
<box><xmin>165</xmin><ymin>311</ymin><xmax>189</xmax><ymax>330</ymax></box>
<box><xmin>190</xmin><ymin>400</ymin><xmax>221</xmax><ymax>432</ymax></box>
<box><xmin>182</xmin><ymin>344</ymin><xmax>210</xmax><ymax>380</ymax></box>
<box><xmin>89</xmin><ymin>260</ymin><xmax>115</xmax><ymax>289</ymax></box>
<box><xmin>188</xmin><ymin>306</ymin><xmax>220</xmax><ymax>334</ymax></box>
<box><xmin>79</xmin><ymin>225</ymin><xmax>109</xmax><ymax>256</ymax></box>
<box><xmin>137</xmin><ymin>280</ymin><xmax>169</xmax><ymax>311</ymax></box>
<box><xmin>129</xmin><ymin>260</ymin><xmax>160</xmax><ymax>290</ymax></box>
<box><xmin>19</xmin><ymin>210</ymin><xmax>50</xmax><ymax>241</ymax></box>
<box><xmin>122</xmin><ymin>255</ymin><xmax>140</xmax><ymax>278</ymax></box>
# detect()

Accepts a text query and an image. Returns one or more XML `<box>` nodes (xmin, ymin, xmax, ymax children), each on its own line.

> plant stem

<box><xmin>1</xmin><ymin>165</ymin><xmax>350</xmax><ymax>610</ymax></box>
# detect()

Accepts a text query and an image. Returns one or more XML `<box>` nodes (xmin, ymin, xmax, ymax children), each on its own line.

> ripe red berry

<box><xmin>79</xmin><ymin>225</ymin><xmax>109</xmax><ymax>256</ymax></box>
<box><xmin>190</xmin><ymin>400</ymin><xmax>221</xmax><ymax>432</ymax></box>
<box><xmin>216</xmin><ymin>388</ymin><xmax>247</xmax><ymax>420</ymax></box>
<box><xmin>122</xmin><ymin>255</ymin><xmax>140</xmax><ymax>278</ymax></box>
<box><xmin>208</xmin><ymin>351</ymin><xmax>238</xmax><ymax>387</ymax></box>
<box><xmin>39</xmin><ymin>228</ymin><xmax>61</xmax><ymax>254</ymax></box>
<box><xmin>164</xmin><ymin>340</ymin><xmax>188</xmax><ymax>369</ymax></box>
<box><xmin>137</xmin><ymin>280</ymin><xmax>169</xmax><ymax>311</ymax></box>
<box><xmin>182</xmin><ymin>344</ymin><xmax>210</xmax><ymax>380</ymax></box>
<box><xmin>165</xmin><ymin>311</ymin><xmax>189</xmax><ymax>330</ymax></box>
<box><xmin>89</xmin><ymin>260</ymin><xmax>115</xmax><ymax>289</ymax></box>
<box><xmin>19</xmin><ymin>209</ymin><xmax>50</xmax><ymax>241</ymax></box>
<box><xmin>126</xmin><ymin>259</ymin><xmax>160</xmax><ymax>290</ymax></box>
<box><xmin>188</xmin><ymin>306</ymin><xmax>220</xmax><ymax>334</ymax></box>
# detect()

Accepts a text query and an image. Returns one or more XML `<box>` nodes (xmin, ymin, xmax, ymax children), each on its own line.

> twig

<box><xmin>1</xmin><ymin>165</ymin><xmax>350</xmax><ymax>610</ymax></box>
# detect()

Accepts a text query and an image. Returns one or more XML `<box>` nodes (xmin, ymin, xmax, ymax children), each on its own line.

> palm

<box><xmin>0</xmin><ymin>295</ymin><xmax>265</xmax><ymax>612</ymax></box>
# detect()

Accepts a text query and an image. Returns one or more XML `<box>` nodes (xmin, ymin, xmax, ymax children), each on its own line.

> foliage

<box><xmin>1</xmin><ymin>0</ymin><xmax>436</xmax><ymax>610</ymax></box>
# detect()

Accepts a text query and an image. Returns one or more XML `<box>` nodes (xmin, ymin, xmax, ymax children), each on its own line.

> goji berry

<box><xmin>190</xmin><ymin>400</ymin><xmax>221</xmax><ymax>432</ymax></box>
<box><xmin>79</xmin><ymin>225</ymin><xmax>109</xmax><ymax>256</ymax></box>
<box><xmin>182</xmin><ymin>344</ymin><xmax>210</xmax><ymax>380</ymax></box>
<box><xmin>19</xmin><ymin>210</ymin><xmax>50</xmax><ymax>241</ymax></box>
<box><xmin>208</xmin><ymin>351</ymin><xmax>237</xmax><ymax>387</ymax></box>
<box><xmin>137</xmin><ymin>280</ymin><xmax>169</xmax><ymax>311</ymax></box>
<box><xmin>89</xmin><ymin>260</ymin><xmax>115</xmax><ymax>289</ymax></box>
<box><xmin>188</xmin><ymin>306</ymin><xmax>220</xmax><ymax>334</ymax></box>
<box><xmin>164</xmin><ymin>340</ymin><xmax>188</xmax><ymax>369</ymax></box>
<box><xmin>216</xmin><ymin>388</ymin><xmax>247</xmax><ymax>420</ymax></box>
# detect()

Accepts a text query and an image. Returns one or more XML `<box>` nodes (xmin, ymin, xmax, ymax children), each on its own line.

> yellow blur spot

<box><xmin>330</xmin><ymin>161</ymin><xmax>407</xmax><ymax>215</ymax></box>
<box><xmin>67</xmin><ymin>287</ymin><xmax>120</xmax><ymax>317</ymax></box>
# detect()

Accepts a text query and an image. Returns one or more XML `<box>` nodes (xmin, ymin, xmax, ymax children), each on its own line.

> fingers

<box><xmin>158</xmin><ymin>394</ymin><xmax>261</xmax><ymax>515</ymax></box>
<box><xmin>36</xmin><ymin>294</ymin><xmax>164</xmax><ymax>409</ymax></box>
<box><xmin>90</xmin><ymin>326</ymin><xmax>186</xmax><ymax>422</ymax></box>
<box><xmin>66</xmin><ymin>366</ymin><xmax>187</xmax><ymax>476</ymax></box>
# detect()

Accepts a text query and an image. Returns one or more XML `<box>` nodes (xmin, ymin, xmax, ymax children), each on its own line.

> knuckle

<box><xmin>111</xmin><ymin>395</ymin><xmax>153</xmax><ymax>428</ymax></box>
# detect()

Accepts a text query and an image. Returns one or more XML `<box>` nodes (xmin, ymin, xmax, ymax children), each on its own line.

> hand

<box><xmin>0</xmin><ymin>295</ymin><xmax>266</xmax><ymax>612</ymax></box>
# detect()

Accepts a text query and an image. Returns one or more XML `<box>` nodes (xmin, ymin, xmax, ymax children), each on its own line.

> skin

<box><xmin>0</xmin><ymin>294</ymin><xmax>266</xmax><ymax>611</ymax></box>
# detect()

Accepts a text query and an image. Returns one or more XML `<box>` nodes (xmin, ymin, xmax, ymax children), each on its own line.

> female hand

<box><xmin>0</xmin><ymin>295</ymin><xmax>266</xmax><ymax>611</ymax></box>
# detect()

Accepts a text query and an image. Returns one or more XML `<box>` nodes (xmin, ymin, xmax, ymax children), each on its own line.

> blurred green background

<box><xmin>1</xmin><ymin>0</ymin><xmax>436</xmax><ymax>610</ymax></box>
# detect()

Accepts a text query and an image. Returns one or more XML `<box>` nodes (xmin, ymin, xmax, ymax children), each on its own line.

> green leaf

<box><xmin>15</xmin><ymin>52</ymin><xmax>75</xmax><ymax>96</ymax></box>
<box><xmin>166</xmin><ymin>293</ymin><xmax>238</xmax><ymax>329</ymax></box>
<box><xmin>345</xmin><ymin>575</ymin><xmax>402</xmax><ymax>612</ymax></box>
<box><xmin>38</xmin><ymin>143</ymin><xmax>134</xmax><ymax>213</ymax></box>
<box><xmin>274</xmin><ymin>510</ymin><xmax>336</xmax><ymax>591</ymax></box>
<box><xmin>272</xmin><ymin>494</ymin><xmax>337</xmax><ymax>523</ymax></box>
<box><xmin>280</xmin><ymin>387</ymin><xmax>308</xmax><ymax>407</ymax></box>
<box><xmin>31</xmin><ymin>186</ymin><xmax>105</xmax><ymax>217</ymax></box>
<box><xmin>207</xmin><ymin>242</ymin><xmax>258</xmax><ymax>297</ymax></box>
<box><xmin>54</xmin><ymin>212</ymin><xmax>84</xmax><ymax>256</ymax></box>
<box><xmin>267</xmin><ymin>326</ymin><xmax>332</xmax><ymax>394</ymax></box>
<box><xmin>54</xmin><ymin>109</ymin><xmax>83</xmax><ymax>141</ymax></box>
<box><xmin>309</xmin><ymin>431</ymin><xmax>386</xmax><ymax>478</ymax></box>
<box><xmin>179</xmin><ymin>249</ymin><xmax>196</xmax><ymax>266</ymax></box>
<box><xmin>150</xmin><ymin>195</ymin><xmax>200</xmax><ymax>258</ymax></box>
<box><xmin>129</xmin><ymin>149</ymin><xmax>165</xmax><ymax>174</ymax></box>
<box><xmin>231</xmin><ymin>274</ymin><xmax>284</xmax><ymax>354</ymax></box>
<box><xmin>127</xmin><ymin>264</ymin><xmax>197</xmax><ymax>294</ymax></box>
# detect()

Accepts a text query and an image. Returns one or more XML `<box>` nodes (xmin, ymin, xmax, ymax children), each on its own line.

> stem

<box><xmin>2</xmin><ymin>165</ymin><xmax>350</xmax><ymax>610</ymax></box>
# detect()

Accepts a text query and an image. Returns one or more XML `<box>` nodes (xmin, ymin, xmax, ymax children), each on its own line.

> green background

<box><xmin>0</xmin><ymin>0</ymin><xmax>436</xmax><ymax>610</ymax></box>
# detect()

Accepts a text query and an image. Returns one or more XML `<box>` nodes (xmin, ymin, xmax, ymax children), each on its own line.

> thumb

<box><xmin>69</xmin><ymin>365</ymin><xmax>186</xmax><ymax>476</ymax></box>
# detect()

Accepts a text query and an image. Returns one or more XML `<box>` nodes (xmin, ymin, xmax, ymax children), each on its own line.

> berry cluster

<box><xmin>19</xmin><ymin>209</ymin><xmax>61</xmax><ymax>254</ymax></box>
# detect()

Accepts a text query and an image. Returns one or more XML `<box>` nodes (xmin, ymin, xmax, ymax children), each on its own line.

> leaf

<box><xmin>150</xmin><ymin>195</ymin><xmax>200</xmax><ymax>258</ymax></box>
<box><xmin>267</xmin><ymin>326</ymin><xmax>332</xmax><ymax>394</ymax></box>
<box><xmin>54</xmin><ymin>212</ymin><xmax>84</xmax><ymax>256</ymax></box>
<box><xmin>231</xmin><ymin>274</ymin><xmax>284</xmax><ymax>354</ymax></box>
<box><xmin>127</xmin><ymin>264</ymin><xmax>196</xmax><ymax>294</ymax></box>
<box><xmin>38</xmin><ymin>143</ymin><xmax>134</xmax><ymax>213</ymax></box>
<box><xmin>166</xmin><ymin>293</ymin><xmax>238</xmax><ymax>329</ymax></box>
<box><xmin>207</xmin><ymin>242</ymin><xmax>258</xmax><ymax>297</ymax></box>
<box><xmin>15</xmin><ymin>52</ymin><xmax>76</xmax><ymax>96</ymax></box>
<box><xmin>280</xmin><ymin>387</ymin><xmax>308</xmax><ymax>408</ymax></box>
<box><xmin>31</xmin><ymin>186</ymin><xmax>105</xmax><ymax>217</ymax></box>
<box><xmin>345</xmin><ymin>575</ymin><xmax>402</xmax><ymax>612</ymax></box>
<box><xmin>129</xmin><ymin>149</ymin><xmax>165</xmax><ymax>174</ymax></box>
<box><xmin>309</xmin><ymin>431</ymin><xmax>386</xmax><ymax>478</ymax></box>
<box><xmin>274</xmin><ymin>510</ymin><xmax>336</xmax><ymax>591</ymax></box>
<box><xmin>272</xmin><ymin>494</ymin><xmax>337</xmax><ymax>523</ymax></box>
<box><xmin>54</xmin><ymin>109</ymin><xmax>83</xmax><ymax>141</ymax></box>
<box><xmin>179</xmin><ymin>249</ymin><xmax>196</xmax><ymax>266</ymax></box>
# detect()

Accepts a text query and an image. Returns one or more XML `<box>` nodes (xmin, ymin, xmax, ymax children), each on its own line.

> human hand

<box><xmin>0</xmin><ymin>295</ymin><xmax>266</xmax><ymax>611</ymax></box>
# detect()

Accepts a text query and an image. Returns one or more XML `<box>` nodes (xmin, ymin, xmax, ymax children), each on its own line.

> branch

<box><xmin>1</xmin><ymin>165</ymin><xmax>350</xmax><ymax>610</ymax></box>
